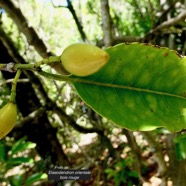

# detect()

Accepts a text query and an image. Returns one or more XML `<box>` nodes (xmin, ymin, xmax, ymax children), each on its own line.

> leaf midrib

<box><xmin>40</xmin><ymin>71</ymin><xmax>186</xmax><ymax>101</ymax></box>
<box><xmin>75</xmin><ymin>78</ymin><xmax>186</xmax><ymax>100</ymax></box>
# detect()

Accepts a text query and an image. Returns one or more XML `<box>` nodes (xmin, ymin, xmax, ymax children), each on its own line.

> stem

<box><xmin>34</xmin><ymin>55</ymin><xmax>61</xmax><ymax>68</ymax></box>
<box><xmin>0</xmin><ymin>64</ymin><xmax>6</xmax><ymax>70</ymax></box>
<box><xmin>39</xmin><ymin>70</ymin><xmax>73</xmax><ymax>82</ymax></box>
<box><xmin>0</xmin><ymin>55</ymin><xmax>61</xmax><ymax>72</ymax></box>
<box><xmin>9</xmin><ymin>69</ymin><xmax>22</xmax><ymax>103</ymax></box>
<box><xmin>13</xmin><ymin>55</ymin><xmax>61</xmax><ymax>70</ymax></box>
<box><xmin>13</xmin><ymin>63</ymin><xmax>34</xmax><ymax>71</ymax></box>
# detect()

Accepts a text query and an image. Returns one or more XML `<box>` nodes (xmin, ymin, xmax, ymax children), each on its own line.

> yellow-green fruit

<box><xmin>0</xmin><ymin>102</ymin><xmax>17</xmax><ymax>139</ymax></box>
<box><xmin>61</xmin><ymin>43</ymin><xmax>109</xmax><ymax>76</ymax></box>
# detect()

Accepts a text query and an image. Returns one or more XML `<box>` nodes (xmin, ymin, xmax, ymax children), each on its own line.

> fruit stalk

<box><xmin>0</xmin><ymin>64</ymin><xmax>6</xmax><ymax>69</ymax></box>
<box><xmin>34</xmin><ymin>55</ymin><xmax>61</xmax><ymax>68</ymax></box>
<box><xmin>9</xmin><ymin>69</ymin><xmax>22</xmax><ymax>103</ymax></box>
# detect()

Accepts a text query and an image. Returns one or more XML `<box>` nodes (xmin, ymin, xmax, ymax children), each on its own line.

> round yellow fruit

<box><xmin>61</xmin><ymin>43</ymin><xmax>109</xmax><ymax>76</ymax></box>
<box><xmin>0</xmin><ymin>102</ymin><xmax>17</xmax><ymax>139</ymax></box>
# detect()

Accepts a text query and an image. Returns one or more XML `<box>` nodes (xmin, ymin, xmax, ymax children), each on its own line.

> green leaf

<box><xmin>7</xmin><ymin>157</ymin><xmax>33</xmax><ymax>166</ymax></box>
<box><xmin>9</xmin><ymin>175</ymin><xmax>23</xmax><ymax>186</ymax></box>
<box><xmin>25</xmin><ymin>173</ymin><xmax>47</xmax><ymax>186</ymax></box>
<box><xmin>72</xmin><ymin>43</ymin><xmax>186</xmax><ymax>131</ymax></box>
<box><xmin>105</xmin><ymin>168</ymin><xmax>115</xmax><ymax>179</ymax></box>
<box><xmin>128</xmin><ymin>171</ymin><xmax>139</xmax><ymax>178</ymax></box>
<box><xmin>0</xmin><ymin>143</ymin><xmax>6</xmax><ymax>161</ymax></box>
<box><xmin>174</xmin><ymin>134</ymin><xmax>186</xmax><ymax>160</ymax></box>
<box><xmin>10</xmin><ymin>137</ymin><xmax>36</xmax><ymax>155</ymax></box>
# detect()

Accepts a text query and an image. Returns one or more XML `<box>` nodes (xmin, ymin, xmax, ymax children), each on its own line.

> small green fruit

<box><xmin>61</xmin><ymin>43</ymin><xmax>109</xmax><ymax>76</ymax></box>
<box><xmin>0</xmin><ymin>102</ymin><xmax>17</xmax><ymax>139</ymax></box>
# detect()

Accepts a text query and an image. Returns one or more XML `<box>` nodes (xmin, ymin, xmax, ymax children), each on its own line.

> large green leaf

<box><xmin>70</xmin><ymin>43</ymin><xmax>186</xmax><ymax>132</ymax></box>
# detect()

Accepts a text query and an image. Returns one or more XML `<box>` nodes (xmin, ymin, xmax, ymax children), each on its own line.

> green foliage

<box><xmin>10</xmin><ymin>136</ymin><xmax>36</xmax><ymax>155</ymax></box>
<box><xmin>0</xmin><ymin>137</ymin><xmax>47</xmax><ymax>186</ymax></box>
<box><xmin>25</xmin><ymin>173</ymin><xmax>48</xmax><ymax>186</ymax></box>
<box><xmin>105</xmin><ymin>158</ymin><xmax>139</xmax><ymax>186</ymax></box>
<box><xmin>72</xmin><ymin>43</ymin><xmax>186</xmax><ymax>131</ymax></box>
<box><xmin>174</xmin><ymin>134</ymin><xmax>186</xmax><ymax>160</ymax></box>
<box><xmin>109</xmin><ymin>0</ymin><xmax>161</xmax><ymax>36</ymax></box>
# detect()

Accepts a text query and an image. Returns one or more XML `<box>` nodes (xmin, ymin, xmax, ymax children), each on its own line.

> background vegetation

<box><xmin>0</xmin><ymin>0</ymin><xmax>186</xmax><ymax>185</ymax></box>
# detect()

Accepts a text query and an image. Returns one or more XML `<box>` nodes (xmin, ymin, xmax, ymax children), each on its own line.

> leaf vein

<box><xmin>114</xmin><ymin>87</ymin><xmax>139</xmax><ymax>121</ymax></box>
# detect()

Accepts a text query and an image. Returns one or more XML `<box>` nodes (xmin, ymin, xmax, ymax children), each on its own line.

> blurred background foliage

<box><xmin>0</xmin><ymin>0</ymin><xmax>186</xmax><ymax>185</ymax></box>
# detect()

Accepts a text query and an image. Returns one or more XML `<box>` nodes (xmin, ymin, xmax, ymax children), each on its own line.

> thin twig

<box><xmin>15</xmin><ymin>107</ymin><xmax>46</xmax><ymax>128</ymax></box>
<box><xmin>146</xmin><ymin>10</ymin><xmax>186</xmax><ymax>37</ymax></box>
<box><xmin>51</xmin><ymin>0</ymin><xmax>88</xmax><ymax>42</ymax></box>
<box><xmin>100</xmin><ymin>0</ymin><xmax>113</xmax><ymax>47</ymax></box>
<box><xmin>0</xmin><ymin>78</ymin><xmax>29</xmax><ymax>85</ymax></box>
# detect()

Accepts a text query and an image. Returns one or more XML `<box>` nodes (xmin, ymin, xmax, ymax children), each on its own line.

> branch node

<box><xmin>5</xmin><ymin>62</ymin><xmax>15</xmax><ymax>72</ymax></box>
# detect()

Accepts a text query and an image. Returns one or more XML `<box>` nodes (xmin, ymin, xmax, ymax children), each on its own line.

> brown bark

<box><xmin>100</xmin><ymin>0</ymin><xmax>113</xmax><ymax>47</ymax></box>
<box><xmin>145</xmin><ymin>10</ymin><xmax>186</xmax><ymax>38</ymax></box>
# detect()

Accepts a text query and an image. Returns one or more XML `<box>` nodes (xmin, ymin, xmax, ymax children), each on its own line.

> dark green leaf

<box><xmin>10</xmin><ymin>137</ymin><xmax>36</xmax><ymax>155</ymax></box>
<box><xmin>25</xmin><ymin>173</ymin><xmax>47</xmax><ymax>186</ymax></box>
<box><xmin>7</xmin><ymin>157</ymin><xmax>33</xmax><ymax>166</ymax></box>
<box><xmin>9</xmin><ymin>175</ymin><xmax>23</xmax><ymax>186</ymax></box>
<box><xmin>174</xmin><ymin>134</ymin><xmax>186</xmax><ymax>160</ymax></box>
<box><xmin>0</xmin><ymin>143</ymin><xmax>6</xmax><ymax>161</ymax></box>
<box><xmin>128</xmin><ymin>171</ymin><xmax>139</xmax><ymax>178</ymax></box>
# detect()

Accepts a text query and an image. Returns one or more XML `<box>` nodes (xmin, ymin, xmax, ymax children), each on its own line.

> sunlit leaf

<box><xmin>10</xmin><ymin>137</ymin><xmax>36</xmax><ymax>155</ymax></box>
<box><xmin>72</xmin><ymin>43</ymin><xmax>186</xmax><ymax>131</ymax></box>
<box><xmin>25</xmin><ymin>173</ymin><xmax>47</xmax><ymax>186</ymax></box>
